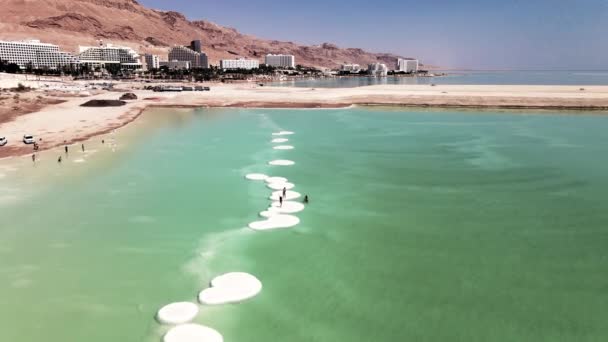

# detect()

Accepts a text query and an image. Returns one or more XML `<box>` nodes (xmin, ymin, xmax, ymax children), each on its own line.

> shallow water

<box><xmin>272</xmin><ymin>70</ymin><xmax>608</xmax><ymax>87</ymax></box>
<box><xmin>1</xmin><ymin>107</ymin><xmax>608</xmax><ymax>341</ymax></box>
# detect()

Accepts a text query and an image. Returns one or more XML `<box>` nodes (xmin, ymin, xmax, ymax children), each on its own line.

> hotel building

<box><xmin>159</xmin><ymin>60</ymin><xmax>191</xmax><ymax>70</ymax></box>
<box><xmin>397</xmin><ymin>59</ymin><xmax>419</xmax><ymax>73</ymax></box>
<box><xmin>368</xmin><ymin>63</ymin><xmax>388</xmax><ymax>77</ymax></box>
<box><xmin>168</xmin><ymin>45</ymin><xmax>208</xmax><ymax>69</ymax></box>
<box><xmin>264</xmin><ymin>54</ymin><xmax>295</xmax><ymax>68</ymax></box>
<box><xmin>0</xmin><ymin>39</ymin><xmax>78</xmax><ymax>69</ymax></box>
<box><xmin>143</xmin><ymin>54</ymin><xmax>160</xmax><ymax>70</ymax></box>
<box><xmin>341</xmin><ymin>64</ymin><xmax>361</xmax><ymax>73</ymax></box>
<box><xmin>78</xmin><ymin>43</ymin><xmax>142</xmax><ymax>69</ymax></box>
<box><xmin>220</xmin><ymin>58</ymin><xmax>259</xmax><ymax>70</ymax></box>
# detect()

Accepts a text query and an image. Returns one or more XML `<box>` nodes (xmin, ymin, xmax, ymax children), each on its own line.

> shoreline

<box><xmin>2</xmin><ymin>83</ymin><xmax>608</xmax><ymax>158</ymax></box>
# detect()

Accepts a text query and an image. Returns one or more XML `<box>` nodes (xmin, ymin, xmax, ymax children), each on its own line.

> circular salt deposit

<box><xmin>272</xmin><ymin>131</ymin><xmax>294</xmax><ymax>136</ymax></box>
<box><xmin>270</xmin><ymin>201</ymin><xmax>305</xmax><ymax>214</ymax></box>
<box><xmin>265</xmin><ymin>176</ymin><xmax>288</xmax><ymax>184</ymax></box>
<box><xmin>272</xmin><ymin>138</ymin><xmax>289</xmax><ymax>143</ymax></box>
<box><xmin>267</xmin><ymin>182</ymin><xmax>295</xmax><ymax>191</ymax></box>
<box><xmin>273</xmin><ymin>145</ymin><xmax>294</xmax><ymax>150</ymax></box>
<box><xmin>270</xmin><ymin>190</ymin><xmax>301</xmax><ymax>201</ymax></box>
<box><xmin>163</xmin><ymin>324</ymin><xmax>223</xmax><ymax>342</ymax></box>
<box><xmin>157</xmin><ymin>302</ymin><xmax>199</xmax><ymax>325</ymax></box>
<box><xmin>245</xmin><ymin>173</ymin><xmax>268</xmax><ymax>181</ymax></box>
<box><xmin>249</xmin><ymin>214</ymin><xmax>300</xmax><ymax>231</ymax></box>
<box><xmin>198</xmin><ymin>272</ymin><xmax>262</xmax><ymax>305</ymax></box>
<box><xmin>268</xmin><ymin>160</ymin><xmax>295</xmax><ymax>166</ymax></box>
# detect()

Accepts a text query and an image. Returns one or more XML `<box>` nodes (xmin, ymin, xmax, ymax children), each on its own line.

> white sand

<box><xmin>267</xmin><ymin>182</ymin><xmax>294</xmax><ymax>191</ymax></box>
<box><xmin>249</xmin><ymin>214</ymin><xmax>300</xmax><ymax>231</ymax></box>
<box><xmin>270</xmin><ymin>190</ymin><xmax>301</xmax><ymax>200</ymax></box>
<box><xmin>273</xmin><ymin>145</ymin><xmax>294</xmax><ymax>150</ymax></box>
<box><xmin>163</xmin><ymin>324</ymin><xmax>223</xmax><ymax>342</ymax></box>
<box><xmin>268</xmin><ymin>160</ymin><xmax>295</xmax><ymax>166</ymax></box>
<box><xmin>198</xmin><ymin>272</ymin><xmax>262</xmax><ymax>305</ymax></box>
<box><xmin>245</xmin><ymin>173</ymin><xmax>268</xmax><ymax>181</ymax></box>
<box><xmin>156</xmin><ymin>302</ymin><xmax>199</xmax><ymax>325</ymax></box>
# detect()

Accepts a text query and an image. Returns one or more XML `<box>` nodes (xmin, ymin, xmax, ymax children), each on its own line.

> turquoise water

<box><xmin>1</xmin><ymin>107</ymin><xmax>608</xmax><ymax>341</ymax></box>
<box><xmin>273</xmin><ymin>70</ymin><xmax>608</xmax><ymax>87</ymax></box>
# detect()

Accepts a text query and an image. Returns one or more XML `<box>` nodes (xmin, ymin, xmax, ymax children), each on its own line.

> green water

<box><xmin>1</xmin><ymin>107</ymin><xmax>608</xmax><ymax>342</ymax></box>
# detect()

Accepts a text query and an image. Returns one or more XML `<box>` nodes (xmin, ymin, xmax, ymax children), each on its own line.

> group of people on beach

<box><xmin>31</xmin><ymin>141</ymin><xmax>93</xmax><ymax>164</ymax></box>
<box><xmin>277</xmin><ymin>187</ymin><xmax>309</xmax><ymax>207</ymax></box>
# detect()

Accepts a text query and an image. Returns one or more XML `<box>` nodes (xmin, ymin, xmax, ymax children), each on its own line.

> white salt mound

<box><xmin>272</xmin><ymin>131</ymin><xmax>294</xmax><ymax>136</ymax></box>
<box><xmin>269</xmin><ymin>201</ymin><xmax>305</xmax><ymax>214</ymax></box>
<box><xmin>156</xmin><ymin>302</ymin><xmax>199</xmax><ymax>325</ymax></box>
<box><xmin>273</xmin><ymin>145</ymin><xmax>294</xmax><ymax>150</ymax></box>
<box><xmin>198</xmin><ymin>272</ymin><xmax>262</xmax><ymax>305</ymax></box>
<box><xmin>245</xmin><ymin>173</ymin><xmax>268</xmax><ymax>181</ymax></box>
<box><xmin>268</xmin><ymin>160</ymin><xmax>295</xmax><ymax>166</ymax></box>
<box><xmin>267</xmin><ymin>182</ymin><xmax>294</xmax><ymax>191</ymax></box>
<box><xmin>163</xmin><ymin>324</ymin><xmax>223</xmax><ymax>342</ymax></box>
<box><xmin>270</xmin><ymin>190</ymin><xmax>301</xmax><ymax>200</ymax></box>
<box><xmin>249</xmin><ymin>214</ymin><xmax>300</xmax><ymax>231</ymax></box>
<box><xmin>272</xmin><ymin>138</ymin><xmax>289</xmax><ymax>143</ymax></box>
<box><xmin>265</xmin><ymin>176</ymin><xmax>288</xmax><ymax>184</ymax></box>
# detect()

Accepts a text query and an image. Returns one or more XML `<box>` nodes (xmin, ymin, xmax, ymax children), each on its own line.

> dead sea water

<box><xmin>1</xmin><ymin>107</ymin><xmax>608</xmax><ymax>341</ymax></box>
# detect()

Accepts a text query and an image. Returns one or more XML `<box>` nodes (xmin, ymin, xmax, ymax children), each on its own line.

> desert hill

<box><xmin>0</xmin><ymin>0</ymin><xmax>413</xmax><ymax>68</ymax></box>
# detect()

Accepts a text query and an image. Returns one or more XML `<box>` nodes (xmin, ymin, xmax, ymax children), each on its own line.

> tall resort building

<box><xmin>397</xmin><ymin>59</ymin><xmax>419</xmax><ymax>73</ymax></box>
<box><xmin>368</xmin><ymin>63</ymin><xmax>388</xmax><ymax>77</ymax></box>
<box><xmin>0</xmin><ymin>39</ymin><xmax>78</xmax><ymax>69</ymax></box>
<box><xmin>143</xmin><ymin>54</ymin><xmax>160</xmax><ymax>70</ymax></box>
<box><xmin>220</xmin><ymin>58</ymin><xmax>260</xmax><ymax>70</ymax></box>
<box><xmin>78</xmin><ymin>43</ymin><xmax>142</xmax><ymax>70</ymax></box>
<box><xmin>264</xmin><ymin>54</ymin><xmax>295</xmax><ymax>68</ymax></box>
<box><xmin>168</xmin><ymin>45</ymin><xmax>208</xmax><ymax>69</ymax></box>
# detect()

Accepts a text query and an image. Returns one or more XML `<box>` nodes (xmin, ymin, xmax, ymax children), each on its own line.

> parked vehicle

<box><xmin>0</xmin><ymin>137</ymin><xmax>7</xmax><ymax>146</ymax></box>
<box><xmin>203</xmin><ymin>87</ymin><xmax>211</xmax><ymax>91</ymax></box>
<box><xmin>23</xmin><ymin>135</ymin><xmax>35</xmax><ymax>144</ymax></box>
<box><xmin>182</xmin><ymin>86</ymin><xmax>194</xmax><ymax>91</ymax></box>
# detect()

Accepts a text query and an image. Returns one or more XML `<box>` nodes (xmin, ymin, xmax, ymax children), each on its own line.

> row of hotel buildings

<box><xmin>342</xmin><ymin>59</ymin><xmax>419</xmax><ymax>76</ymax></box>
<box><xmin>0</xmin><ymin>38</ymin><xmax>296</xmax><ymax>72</ymax></box>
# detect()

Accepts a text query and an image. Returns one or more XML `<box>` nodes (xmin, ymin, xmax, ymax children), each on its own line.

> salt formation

<box><xmin>273</xmin><ymin>145</ymin><xmax>294</xmax><ymax>150</ymax></box>
<box><xmin>156</xmin><ymin>302</ymin><xmax>199</xmax><ymax>325</ymax></box>
<box><xmin>268</xmin><ymin>160</ymin><xmax>295</xmax><ymax>166</ymax></box>
<box><xmin>198</xmin><ymin>272</ymin><xmax>262</xmax><ymax>305</ymax></box>
<box><xmin>163</xmin><ymin>324</ymin><xmax>223</xmax><ymax>342</ymax></box>
<box><xmin>245</xmin><ymin>173</ymin><xmax>268</xmax><ymax>181</ymax></box>
<box><xmin>269</xmin><ymin>201</ymin><xmax>305</xmax><ymax>214</ymax></box>
<box><xmin>249</xmin><ymin>215</ymin><xmax>300</xmax><ymax>231</ymax></box>
<box><xmin>265</xmin><ymin>176</ymin><xmax>288</xmax><ymax>184</ymax></box>
<box><xmin>267</xmin><ymin>182</ymin><xmax>294</xmax><ymax>191</ymax></box>
<box><xmin>272</xmin><ymin>138</ymin><xmax>289</xmax><ymax>143</ymax></box>
<box><xmin>269</xmin><ymin>190</ymin><xmax>301</xmax><ymax>201</ymax></box>
<box><xmin>272</xmin><ymin>131</ymin><xmax>294</xmax><ymax>136</ymax></box>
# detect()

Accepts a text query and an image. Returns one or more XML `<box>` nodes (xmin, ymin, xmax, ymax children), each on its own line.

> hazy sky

<box><xmin>140</xmin><ymin>0</ymin><xmax>607</xmax><ymax>70</ymax></box>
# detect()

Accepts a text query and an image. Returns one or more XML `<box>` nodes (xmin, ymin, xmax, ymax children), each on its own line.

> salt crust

<box><xmin>156</xmin><ymin>302</ymin><xmax>199</xmax><ymax>325</ymax></box>
<box><xmin>198</xmin><ymin>272</ymin><xmax>262</xmax><ymax>305</ymax></box>
<box><xmin>249</xmin><ymin>214</ymin><xmax>300</xmax><ymax>231</ymax></box>
<box><xmin>268</xmin><ymin>160</ymin><xmax>295</xmax><ymax>166</ymax></box>
<box><xmin>163</xmin><ymin>324</ymin><xmax>223</xmax><ymax>342</ymax></box>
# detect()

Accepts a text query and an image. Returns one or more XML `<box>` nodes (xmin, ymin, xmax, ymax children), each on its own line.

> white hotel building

<box><xmin>368</xmin><ymin>63</ymin><xmax>388</xmax><ymax>77</ymax></box>
<box><xmin>397</xmin><ymin>59</ymin><xmax>419</xmax><ymax>73</ymax></box>
<box><xmin>219</xmin><ymin>58</ymin><xmax>259</xmax><ymax>70</ymax></box>
<box><xmin>0</xmin><ymin>39</ymin><xmax>78</xmax><ymax>69</ymax></box>
<box><xmin>264</xmin><ymin>54</ymin><xmax>295</xmax><ymax>68</ymax></box>
<box><xmin>78</xmin><ymin>43</ymin><xmax>142</xmax><ymax>69</ymax></box>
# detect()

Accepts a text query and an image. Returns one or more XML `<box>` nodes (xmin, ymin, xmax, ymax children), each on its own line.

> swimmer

<box><xmin>64</xmin><ymin>145</ymin><xmax>68</xmax><ymax>154</ymax></box>
<box><xmin>279</xmin><ymin>196</ymin><xmax>283</xmax><ymax>207</ymax></box>
<box><xmin>304</xmin><ymin>195</ymin><xmax>309</xmax><ymax>204</ymax></box>
<box><xmin>102</xmin><ymin>139</ymin><xmax>105</xmax><ymax>144</ymax></box>
<box><xmin>57</xmin><ymin>156</ymin><xmax>62</xmax><ymax>163</ymax></box>
<box><xmin>32</xmin><ymin>154</ymin><xmax>36</xmax><ymax>163</ymax></box>
<box><xmin>282</xmin><ymin>187</ymin><xmax>287</xmax><ymax>197</ymax></box>
<box><xmin>81</xmin><ymin>144</ymin><xmax>85</xmax><ymax>152</ymax></box>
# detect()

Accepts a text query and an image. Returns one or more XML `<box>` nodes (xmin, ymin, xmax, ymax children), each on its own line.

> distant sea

<box><xmin>1</xmin><ymin>107</ymin><xmax>608</xmax><ymax>341</ymax></box>
<box><xmin>272</xmin><ymin>70</ymin><xmax>608</xmax><ymax>87</ymax></box>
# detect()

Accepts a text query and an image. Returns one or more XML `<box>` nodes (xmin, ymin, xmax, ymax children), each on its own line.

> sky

<box><xmin>139</xmin><ymin>0</ymin><xmax>608</xmax><ymax>70</ymax></box>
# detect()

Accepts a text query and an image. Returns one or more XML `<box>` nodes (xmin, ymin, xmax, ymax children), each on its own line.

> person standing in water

<box><xmin>282</xmin><ymin>187</ymin><xmax>287</xmax><ymax>198</ymax></box>
<box><xmin>64</xmin><ymin>145</ymin><xmax>68</xmax><ymax>154</ymax></box>
<box><xmin>81</xmin><ymin>144</ymin><xmax>85</xmax><ymax>152</ymax></box>
<box><xmin>32</xmin><ymin>154</ymin><xmax>36</xmax><ymax>163</ymax></box>
<box><xmin>279</xmin><ymin>195</ymin><xmax>283</xmax><ymax>207</ymax></box>
<box><xmin>57</xmin><ymin>156</ymin><xmax>62</xmax><ymax>163</ymax></box>
<box><xmin>304</xmin><ymin>195</ymin><xmax>309</xmax><ymax>204</ymax></box>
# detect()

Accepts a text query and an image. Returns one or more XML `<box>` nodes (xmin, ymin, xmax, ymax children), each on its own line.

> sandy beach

<box><xmin>1</xmin><ymin>74</ymin><xmax>608</xmax><ymax>158</ymax></box>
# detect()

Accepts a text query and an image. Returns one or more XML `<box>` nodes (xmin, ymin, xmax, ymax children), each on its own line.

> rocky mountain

<box><xmin>0</xmin><ymin>0</ymin><xmax>413</xmax><ymax>68</ymax></box>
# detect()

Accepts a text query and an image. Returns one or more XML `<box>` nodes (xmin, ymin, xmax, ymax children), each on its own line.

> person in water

<box><xmin>32</xmin><ymin>154</ymin><xmax>36</xmax><ymax>163</ymax></box>
<box><xmin>57</xmin><ymin>156</ymin><xmax>62</xmax><ymax>163</ymax></box>
<box><xmin>64</xmin><ymin>145</ymin><xmax>68</xmax><ymax>154</ymax></box>
<box><xmin>282</xmin><ymin>187</ymin><xmax>287</xmax><ymax>197</ymax></box>
<box><xmin>304</xmin><ymin>195</ymin><xmax>309</xmax><ymax>204</ymax></box>
<box><xmin>81</xmin><ymin>144</ymin><xmax>85</xmax><ymax>152</ymax></box>
<box><xmin>279</xmin><ymin>195</ymin><xmax>283</xmax><ymax>207</ymax></box>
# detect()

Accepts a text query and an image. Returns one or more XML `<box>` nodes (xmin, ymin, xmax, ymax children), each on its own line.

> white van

<box><xmin>23</xmin><ymin>135</ymin><xmax>35</xmax><ymax>144</ymax></box>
